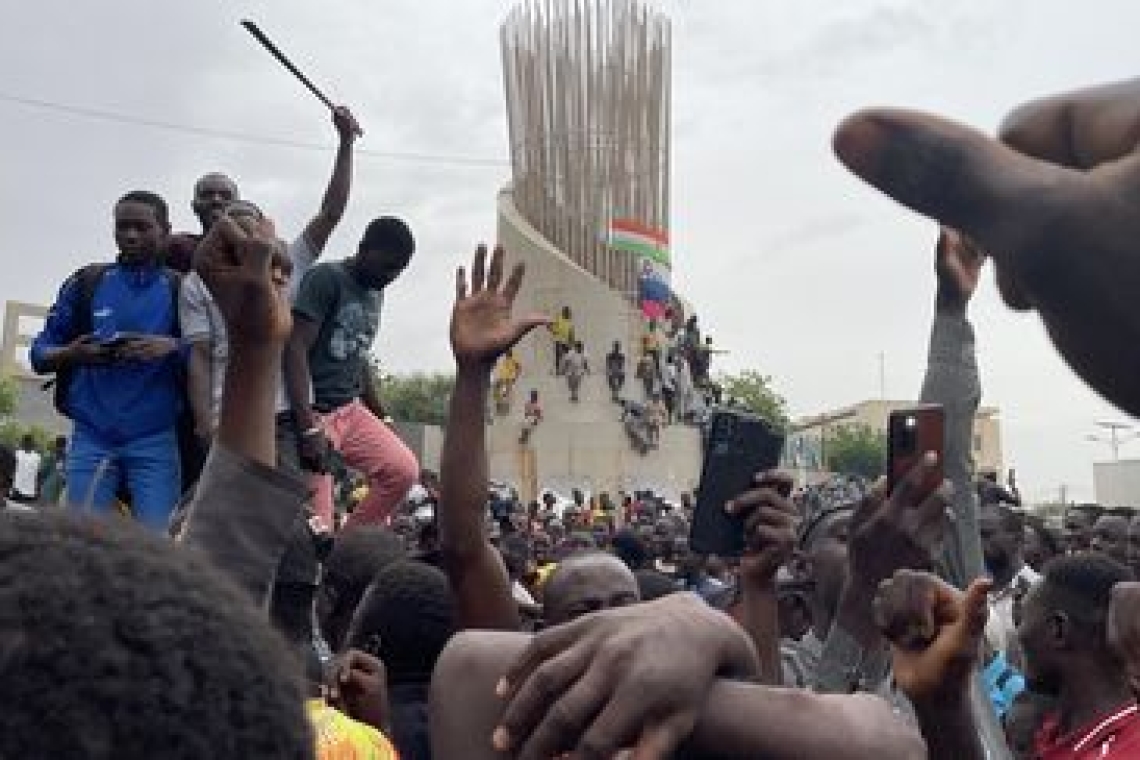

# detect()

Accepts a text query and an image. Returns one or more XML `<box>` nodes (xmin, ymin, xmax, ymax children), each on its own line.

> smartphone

<box><xmin>886</xmin><ymin>405</ymin><xmax>945</xmax><ymax>500</ymax></box>
<box><xmin>690</xmin><ymin>409</ymin><xmax>786</xmax><ymax>556</ymax></box>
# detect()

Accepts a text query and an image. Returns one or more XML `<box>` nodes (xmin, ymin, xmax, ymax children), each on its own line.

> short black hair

<box><xmin>117</xmin><ymin>189</ymin><xmax>170</xmax><ymax>227</ymax></box>
<box><xmin>1026</xmin><ymin>516</ymin><xmax>1061</xmax><ymax>556</ymax></box>
<box><xmin>1041</xmin><ymin>553</ymin><xmax>1133</xmax><ymax>643</ymax></box>
<box><xmin>319</xmin><ymin>526</ymin><xmax>406</xmax><ymax>652</ymax></box>
<box><xmin>611</xmin><ymin>529</ymin><xmax>651</xmax><ymax>570</ymax></box>
<box><xmin>0</xmin><ymin>512</ymin><xmax>311</xmax><ymax>758</ymax></box>
<box><xmin>359</xmin><ymin>216</ymin><xmax>415</xmax><ymax>261</ymax></box>
<box><xmin>346</xmin><ymin>560</ymin><xmax>455</xmax><ymax>685</ymax></box>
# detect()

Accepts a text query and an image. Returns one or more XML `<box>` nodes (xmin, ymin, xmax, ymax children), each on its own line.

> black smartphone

<box><xmin>690</xmin><ymin>408</ymin><xmax>786</xmax><ymax>556</ymax></box>
<box><xmin>886</xmin><ymin>405</ymin><xmax>945</xmax><ymax>500</ymax></box>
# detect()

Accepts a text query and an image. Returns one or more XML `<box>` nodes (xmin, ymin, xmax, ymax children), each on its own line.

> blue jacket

<box><xmin>31</xmin><ymin>262</ymin><xmax>183</xmax><ymax>441</ymax></box>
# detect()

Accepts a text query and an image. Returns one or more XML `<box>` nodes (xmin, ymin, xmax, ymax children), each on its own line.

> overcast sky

<box><xmin>1</xmin><ymin>0</ymin><xmax>1136</xmax><ymax>503</ymax></box>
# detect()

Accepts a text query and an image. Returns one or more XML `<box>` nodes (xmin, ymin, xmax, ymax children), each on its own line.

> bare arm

<box><xmin>360</xmin><ymin>361</ymin><xmax>387</xmax><ymax>421</ymax></box>
<box><xmin>440</xmin><ymin>365</ymin><xmax>519</xmax><ymax>630</ymax></box>
<box><xmin>440</xmin><ymin>246</ymin><xmax>547</xmax><ymax>631</ymax></box>
<box><xmin>301</xmin><ymin>106</ymin><xmax>360</xmax><ymax>254</ymax></box>
<box><xmin>186</xmin><ymin>341</ymin><xmax>215</xmax><ymax>438</ymax></box>
<box><xmin>431</xmin><ymin>631</ymin><xmax>926</xmax><ymax>760</ymax></box>
<box><xmin>727</xmin><ymin>472</ymin><xmax>799</xmax><ymax>685</ymax></box>
<box><xmin>283</xmin><ymin>316</ymin><xmax>319</xmax><ymax>433</ymax></box>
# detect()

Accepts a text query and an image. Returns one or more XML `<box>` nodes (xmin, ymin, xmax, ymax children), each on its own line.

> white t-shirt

<box><xmin>179</xmin><ymin>233</ymin><xmax>317</xmax><ymax>422</ymax></box>
<box><xmin>13</xmin><ymin>449</ymin><xmax>41</xmax><ymax>498</ymax></box>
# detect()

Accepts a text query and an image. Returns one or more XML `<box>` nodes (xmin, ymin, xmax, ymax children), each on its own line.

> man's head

<box><xmin>798</xmin><ymin>503</ymin><xmax>856</xmax><ymax>625</ymax></box>
<box><xmin>612</xmin><ymin>341</ymin><xmax>621</xmax><ymax>353</ymax></box>
<box><xmin>114</xmin><ymin>190</ymin><xmax>170</xmax><ymax>264</ymax></box>
<box><xmin>19</xmin><ymin>434</ymin><xmax>35</xmax><ymax>452</ymax></box>
<box><xmin>0</xmin><ymin>512</ymin><xmax>311</xmax><ymax>757</ymax></box>
<box><xmin>1063</xmin><ymin>504</ymin><xmax>1102</xmax><ymax>553</ymax></box>
<box><xmin>52</xmin><ymin>435</ymin><xmax>67</xmax><ymax>455</ymax></box>
<box><xmin>1129</xmin><ymin>516</ymin><xmax>1140</xmax><ymax>577</ymax></box>
<box><xmin>542</xmin><ymin>551</ymin><xmax>640</xmax><ymax>626</ymax></box>
<box><xmin>354</xmin><ymin>216</ymin><xmax>415</xmax><ymax>290</ymax></box>
<box><xmin>317</xmin><ymin>526</ymin><xmax>407</xmax><ymax>652</ymax></box>
<box><xmin>1092</xmin><ymin>508</ymin><xmax>1135</xmax><ymax>567</ymax></box>
<box><xmin>345</xmin><ymin>560</ymin><xmax>456</xmax><ymax>686</ymax></box>
<box><xmin>1025</xmin><ymin>517</ymin><xmax>1062</xmax><ymax>573</ymax></box>
<box><xmin>1017</xmin><ymin>553</ymin><xmax>1133</xmax><ymax>696</ymax></box>
<box><xmin>500</xmin><ymin>535</ymin><xmax>532</xmax><ymax>581</ymax></box>
<box><xmin>979</xmin><ymin>503</ymin><xmax>1026</xmax><ymax>579</ymax></box>
<box><xmin>192</xmin><ymin>172</ymin><xmax>239</xmax><ymax>231</ymax></box>
<box><xmin>561</xmin><ymin>306</ymin><xmax>571</xmax><ymax>319</ymax></box>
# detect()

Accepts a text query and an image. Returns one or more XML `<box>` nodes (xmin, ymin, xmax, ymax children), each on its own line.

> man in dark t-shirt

<box><xmin>283</xmin><ymin>217</ymin><xmax>419</xmax><ymax>530</ymax></box>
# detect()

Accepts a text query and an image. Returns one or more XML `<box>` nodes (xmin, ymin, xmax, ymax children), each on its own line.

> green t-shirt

<box><xmin>293</xmin><ymin>262</ymin><xmax>383</xmax><ymax>411</ymax></box>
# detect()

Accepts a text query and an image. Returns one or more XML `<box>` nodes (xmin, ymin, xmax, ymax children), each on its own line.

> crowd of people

<box><xmin>491</xmin><ymin>300</ymin><xmax>720</xmax><ymax>454</ymax></box>
<box><xmin>2</xmin><ymin>76</ymin><xmax>1140</xmax><ymax>760</ymax></box>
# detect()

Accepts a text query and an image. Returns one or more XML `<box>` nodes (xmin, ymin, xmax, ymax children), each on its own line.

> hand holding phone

<box><xmin>690</xmin><ymin>409</ymin><xmax>786</xmax><ymax>556</ymax></box>
<box><xmin>887</xmin><ymin>405</ymin><xmax>945</xmax><ymax>502</ymax></box>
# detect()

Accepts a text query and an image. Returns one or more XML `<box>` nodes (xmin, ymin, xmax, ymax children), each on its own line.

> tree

<box><xmin>715</xmin><ymin>370</ymin><xmax>790</xmax><ymax>433</ymax></box>
<box><xmin>378</xmin><ymin>372</ymin><xmax>454</xmax><ymax>427</ymax></box>
<box><xmin>824</xmin><ymin>424</ymin><xmax>886</xmax><ymax>480</ymax></box>
<box><xmin>0</xmin><ymin>375</ymin><xmax>17</xmax><ymax>417</ymax></box>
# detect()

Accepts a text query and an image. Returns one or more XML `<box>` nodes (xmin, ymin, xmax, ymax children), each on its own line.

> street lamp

<box><xmin>1086</xmin><ymin>421</ymin><xmax>1140</xmax><ymax>461</ymax></box>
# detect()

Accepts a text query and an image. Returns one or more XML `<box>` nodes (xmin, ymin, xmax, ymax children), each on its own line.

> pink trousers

<box><xmin>311</xmin><ymin>399</ymin><xmax>419</xmax><ymax>530</ymax></box>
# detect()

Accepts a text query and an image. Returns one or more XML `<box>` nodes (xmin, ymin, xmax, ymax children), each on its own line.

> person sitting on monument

<box><xmin>559</xmin><ymin>341</ymin><xmax>589</xmax><ymax>403</ymax></box>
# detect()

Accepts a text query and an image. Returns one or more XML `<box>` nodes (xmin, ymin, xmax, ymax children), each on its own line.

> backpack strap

<box><xmin>72</xmin><ymin>263</ymin><xmax>112</xmax><ymax>338</ymax></box>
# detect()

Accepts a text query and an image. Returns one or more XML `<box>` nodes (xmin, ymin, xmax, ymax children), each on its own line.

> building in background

<box><xmin>792</xmin><ymin>398</ymin><xmax>1004</xmax><ymax>478</ymax></box>
<box><xmin>1</xmin><ymin>300</ymin><xmax>66</xmax><ymax>435</ymax></box>
<box><xmin>1094</xmin><ymin>460</ymin><xmax>1140</xmax><ymax>507</ymax></box>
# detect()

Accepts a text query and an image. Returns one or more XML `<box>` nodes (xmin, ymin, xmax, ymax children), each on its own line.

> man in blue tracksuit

<box><xmin>31</xmin><ymin>190</ymin><xmax>184</xmax><ymax>530</ymax></box>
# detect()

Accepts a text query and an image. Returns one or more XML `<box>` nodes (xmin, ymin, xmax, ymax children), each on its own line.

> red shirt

<box><xmin>1035</xmin><ymin>703</ymin><xmax>1140</xmax><ymax>759</ymax></box>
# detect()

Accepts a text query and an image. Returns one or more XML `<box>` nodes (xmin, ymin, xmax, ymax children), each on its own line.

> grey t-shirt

<box><xmin>292</xmin><ymin>261</ymin><xmax>382</xmax><ymax>411</ymax></box>
<box><xmin>179</xmin><ymin>233</ymin><xmax>317</xmax><ymax>421</ymax></box>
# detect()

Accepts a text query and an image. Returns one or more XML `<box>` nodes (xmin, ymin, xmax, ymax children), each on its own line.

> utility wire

<box><xmin>0</xmin><ymin>91</ymin><xmax>509</xmax><ymax>168</ymax></box>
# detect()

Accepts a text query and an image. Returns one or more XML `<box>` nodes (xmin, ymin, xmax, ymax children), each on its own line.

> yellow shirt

<box><xmin>495</xmin><ymin>354</ymin><xmax>522</xmax><ymax>383</ymax></box>
<box><xmin>551</xmin><ymin>316</ymin><xmax>574</xmax><ymax>344</ymax></box>
<box><xmin>307</xmin><ymin>699</ymin><xmax>399</xmax><ymax>760</ymax></box>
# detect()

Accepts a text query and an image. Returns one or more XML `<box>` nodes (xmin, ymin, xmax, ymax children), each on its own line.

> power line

<box><xmin>0</xmin><ymin>91</ymin><xmax>509</xmax><ymax>168</ymax></box>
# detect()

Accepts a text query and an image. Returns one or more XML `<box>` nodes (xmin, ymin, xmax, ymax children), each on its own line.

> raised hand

<box><xmin>450</xmin><ymin>245</ymin><xmax>549</xmax><ymax>373</ymax></box>
<box><xmin>332</xmin><ymin>104</ymin><xmax>363</xmax><ymax>141</ymax></box>
<box><xmin>935</xmin><ymin>227</ymin><xmax>985</xmax><ymax>311</ymax></box>
<box><xmin>195</xmin><ymin>214</ymin><xmax>292</xmax><ymax>347</ymax></box>
<box><xmin>492</xmin><ymin>593</ymin><xmax>758</xmax><ymax>760</ymax></box>
<box><xmin>848</xmin><ymin>453</ymin><xmax>951</xmax><ymax>587</ymax></box>
<box><xmin>874</xmin><ymin>570</ymin><xmax>991</xmax><ymax>705</ymax></box>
